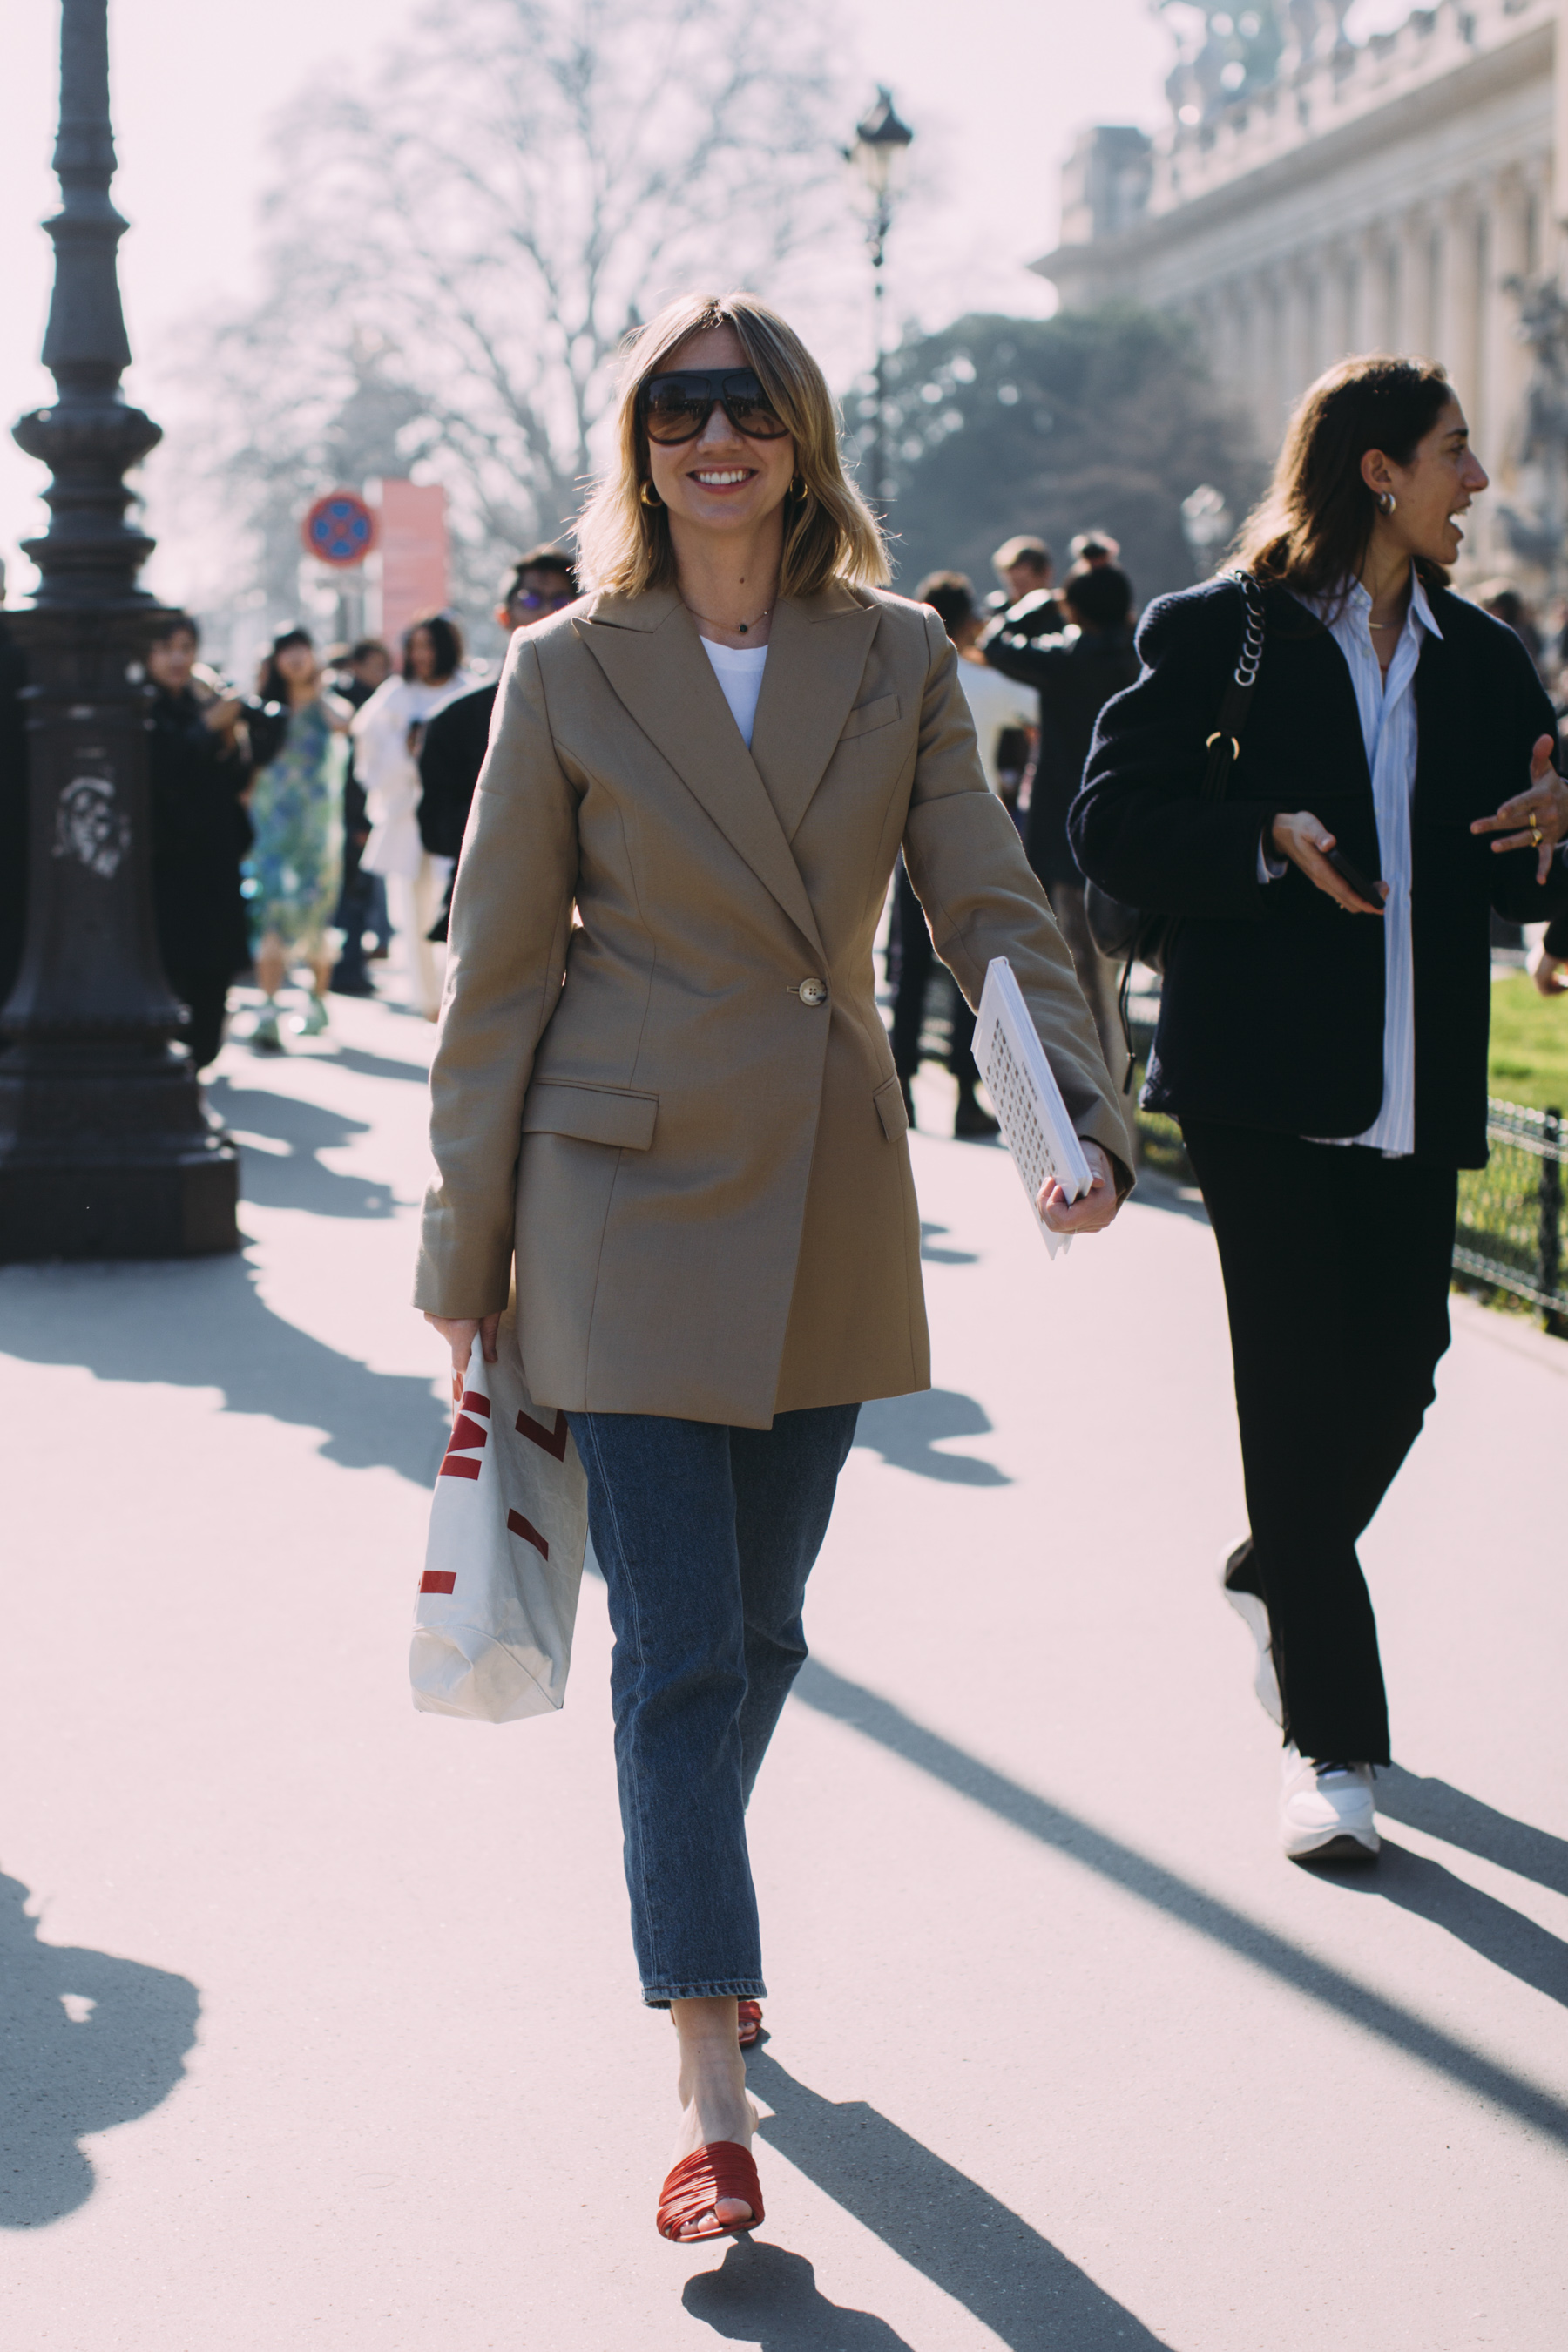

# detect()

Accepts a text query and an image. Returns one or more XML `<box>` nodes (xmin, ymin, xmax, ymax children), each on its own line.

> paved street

<box><xmin>1</xmin><ymin>990</ymin><xmax>1565</xmax><ymax>2352</ymax></box>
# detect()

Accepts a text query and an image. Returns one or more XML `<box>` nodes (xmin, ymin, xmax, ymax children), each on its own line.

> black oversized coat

<box><xmin>147</xmin><ymin>687</ymin><xmax>254</xmax><ymax>983</ymax></box>
<box><xmin>1070</xmin><ymin>575</ymin><xmax>1568</xmax><ymax>1166</ymax></box>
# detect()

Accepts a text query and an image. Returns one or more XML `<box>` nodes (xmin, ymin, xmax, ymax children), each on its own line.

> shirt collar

<box><xmin>1301</xmin><ymin>565</ymin><xmax>1443</xmax><ymax>643</ymax></box>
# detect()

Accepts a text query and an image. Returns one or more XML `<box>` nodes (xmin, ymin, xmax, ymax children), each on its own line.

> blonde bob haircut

<box><xmin>575</xmin><ymin>291</ymin><xmax>890</xmax><ymax>600</ymax></box>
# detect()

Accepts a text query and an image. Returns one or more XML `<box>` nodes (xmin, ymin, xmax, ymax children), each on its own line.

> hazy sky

<box><xmin>0</xmin><ymin>0</ymin><xmax>1414</xmax><ymax>598</ymax></box>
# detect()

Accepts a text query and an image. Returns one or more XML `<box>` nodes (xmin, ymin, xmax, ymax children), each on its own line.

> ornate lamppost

<box><xmin>0</xmin><ymin>0</ymin><xmax>237</xmax><ymax>1260</ymax></box>
<box><xmin>847</xmin><ymin>87</ymin><xmax>914</xmax><ymax>516</ymax></box>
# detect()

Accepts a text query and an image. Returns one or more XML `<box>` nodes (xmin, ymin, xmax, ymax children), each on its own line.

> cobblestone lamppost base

<box><xmin>0</xmin><ymin>0</ymin><xmax>237</xmax><ymax>1262</ymax></box>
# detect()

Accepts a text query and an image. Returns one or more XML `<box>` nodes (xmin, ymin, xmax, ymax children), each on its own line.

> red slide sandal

<box><xmin>737</xmin><ymin>1998</ymin><xmax>763</xmax><ymax>2048</ymax></box>
<box><xmin>656</xmin><ymin>2141</ymin><xmax>765</xmax><ymax>2242</ymax></box>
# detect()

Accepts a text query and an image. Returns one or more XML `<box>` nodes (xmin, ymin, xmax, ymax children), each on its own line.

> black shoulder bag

<box><xmin>1083</xmin><ymin>568</ymin><xmax>1267</xmax><ymax>1089</ymax></box>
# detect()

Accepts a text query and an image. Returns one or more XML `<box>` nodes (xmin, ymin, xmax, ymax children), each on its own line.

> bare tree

<box><xmin>156</xmin><ymin>0</ymin><xmax>848</xmax><ymax>644</ymax></box>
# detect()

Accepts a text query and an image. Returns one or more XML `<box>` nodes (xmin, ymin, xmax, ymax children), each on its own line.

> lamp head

<box><xmin>849</xmin><ymin>86</ymin><xmax>914</xmax><ymax>201</ymax></box>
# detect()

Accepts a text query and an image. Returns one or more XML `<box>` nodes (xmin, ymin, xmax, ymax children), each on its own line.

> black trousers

<box><xmin>889</xmin><ymin>859</ymin><xmax>979</xmax><ymax>1090</ymax></box>
<box><xmin>1181</xmin><ymin>1121</ymin><xmax>1459</xmax><ymax>1765</ymax></box>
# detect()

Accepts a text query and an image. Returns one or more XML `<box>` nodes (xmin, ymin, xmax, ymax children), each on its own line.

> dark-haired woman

<box><xmin>145</xmin><ymin>612</ymin><xmax>253</xmax><ymax>1068</ymax></box>
<box><xmin>248</xmin><ymin>627</ymin><xmax>352</xmax><ymax>1050</ymax></box>
<box><xmin>355</xmin><ymin>613</ymin><xmax>472</xmax><ymax>1018</ymax></box>
<box><xmin>1073</xmin><ymin>356</ymin><xmax>1568</xmax><ymax>1862</ymax></box>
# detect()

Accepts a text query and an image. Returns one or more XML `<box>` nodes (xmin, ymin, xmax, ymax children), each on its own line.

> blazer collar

<box><xmin>749</xmin><ymin>587</ymin><xmax>882</xmax><ymax>841</ymax></box>
<box><xmin>574</xmin><ymin>588</ymin><xmax>827</xmax><ymax>958</ymax></box>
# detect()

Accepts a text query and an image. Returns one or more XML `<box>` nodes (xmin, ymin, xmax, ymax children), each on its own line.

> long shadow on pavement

<box><xmin>853</xmin><ymin>1391</ymin><xmax>1011</xmax><ymax>1487</ymax></box>
<box><xmin>705</xmin><ymin>2051</ymin><xmax>1170</xmax><ymax>2350</ymax></box>
<box><xmin>0</xmin><ymin>1254</ymin><xmax>448</xmax><ymax>1484</ymax></box>
<box><xmin>316</xmin><ymin>1044</ymin><xmax>431</xmax><ymax>1085</ymax></box>
<box><xmin>207</xmin><ymin>1079</ymin><xmax>402</xmax><ymax>1220</ymax></box>
<box><xmin>1314</xmin><ymin>1837</ymin><xmax>1568</xmax><ymax>2010</ymax></box>
<box><xmin>0</xmin><ymin>1872</ymin><xmax>199</xmax><ymax>2228</ymax></box>
<box><xmin>1378</xmin><ymin>1764</ymin><xmax>1568</xmax><ymax>1899</ymax></box>
<box><xmin>794</xmin><ymin>1661</ymin><xmax>1568</xmax><ymax>2149</ymax></box>
<box><xmin>686</xmin><ymin>2242</ymin><xmax>916</xmax><ymax>2349</ymax></box>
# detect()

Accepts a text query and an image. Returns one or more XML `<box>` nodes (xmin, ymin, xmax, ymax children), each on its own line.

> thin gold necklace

<box><xmin>682</xmin><ymin>598</ymin><xmax>773</xmax><ymax>637</ymax></box>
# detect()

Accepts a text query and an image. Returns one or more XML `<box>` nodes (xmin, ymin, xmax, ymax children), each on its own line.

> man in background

<box><xmin>329</xmin><ymin>638</ymin><xmax>394</xmax><ymax>995</ymax></box>
<box><xmin>1068</xmin><ymin>529</ymin><xmax>1121</xmax><ymax>572</ymax></box>
<box><xmin>982</xmin><ymin>561</ymin><xmax>1140</xmax><ymax>1084</ymax></box>
<box><xmin>418</xmin><ymin>546</ymin><xmax>578</xmax><ymax>943</ymax></box>
<box><xmin>988</xmin><ymin>532</ymin><xmax>1058</xmax><ymax>623</ymax></box>
<box><xmin>885</xmin><ymin>571</ymin><xmax>1034</xmax><ymax>1139</ymax></box>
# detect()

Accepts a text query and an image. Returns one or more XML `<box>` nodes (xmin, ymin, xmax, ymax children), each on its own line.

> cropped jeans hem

<box><xmin>643</xmin><ymin>1977</ymin><xmax>768</xmax><ymax>2011</ymax></box>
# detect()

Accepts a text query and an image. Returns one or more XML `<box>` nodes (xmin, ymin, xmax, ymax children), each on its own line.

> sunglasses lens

<box><xmin>644</xmin><ymin>381</ymin><xmax>706</xmax><ymax>443</ymax></box>
<box><xmin>723</xmin><ymin>376</ymin><xmax>788</xmax><ymax>438</ymax></box>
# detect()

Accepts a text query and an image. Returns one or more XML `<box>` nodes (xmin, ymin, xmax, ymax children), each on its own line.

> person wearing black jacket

<box><xmin>983</xmin><ymin>563</ymin><xmax>1139</xmax><ymax>1079</ymax></box>
<box><xmin>145</xmin><ymin>614</ymin><xmax>254</xmax><ymax>1069</ymax></box>
<box><xmin>1072</xmin><ymin>356</ymin><xmax>1568</xmax><ymax>1862</ymax></box>
<box><xmin>0</xmin><ymin>597</ymin><xmax>27</xmax><ymax>1019</ymax></box>
<box><xmin>418</xmin><ymin>547</ymin><xmax>578</xmax><ymax>942</ymax></box>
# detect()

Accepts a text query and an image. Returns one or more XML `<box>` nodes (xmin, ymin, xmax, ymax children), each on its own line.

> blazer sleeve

<box><xmin>413</xmin><ymin>637</ymin><xmax>580</xmax><ymax>1316</ymax></box>
<box><xmin>1479</xmin><ymin>631</ymin><xmax>1568</xmax><ymax>926</ymax></box>
<box><xmin>901</xmin><ymin>611</ymin><xmax>1136</xmax><ymax>1189</ymax></box>
<box><xmin>1071</xmin><ymin>590</ymin><xmax>1272</xmax><ymax>921</ymax></box>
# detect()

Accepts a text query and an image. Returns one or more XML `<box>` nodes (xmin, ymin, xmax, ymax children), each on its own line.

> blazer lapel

<box><xmin>749</xmin><ymin>588</ymin><xmax>882</xmax><ymax>841</ymax></box>
<box><xmin>576</xmin><ymin>590</ymin><xmax>825</xmax><ymax>958</ymax></box>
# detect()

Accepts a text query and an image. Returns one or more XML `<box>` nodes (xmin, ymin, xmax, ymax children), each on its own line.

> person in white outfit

<box><xmin>353</xmin><ymin>613</ymin><xmax>476</xmax><ymax>1017</ymax></box>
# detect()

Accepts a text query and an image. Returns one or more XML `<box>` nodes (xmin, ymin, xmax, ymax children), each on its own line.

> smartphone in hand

<box><xmin>1324</xmin><ymin>846</ymin><xmax>1386</xmax><ymax>910</ymax></box>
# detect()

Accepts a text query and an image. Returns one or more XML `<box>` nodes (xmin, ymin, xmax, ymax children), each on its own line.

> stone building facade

<box><xmin>1037</xmin><ymin>0</ymin><xmax>1566</xmax><ymax>574</ymax></box>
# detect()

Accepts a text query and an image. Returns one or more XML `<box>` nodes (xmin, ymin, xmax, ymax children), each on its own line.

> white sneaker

<box><xmin>1280</xmin><ymin>1746</ymin><xmax>1380</xmax><ymax>1862</ymax></box>
<box><xmin>1220</xmin><ymin>1538</ymin><xmax>1281</xmax><ymax>1726</ymax></box>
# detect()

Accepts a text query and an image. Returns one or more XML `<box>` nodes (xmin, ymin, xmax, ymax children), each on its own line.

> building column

<box><xmin>1281</xmin><ymin>256</ymin><xmax>1314</xmax><ymax>426</ymax></box>
<box><xmin>1352</xmin><ymin>226</ymin><xmax>1390</xmax><ymax>353</ymax></box>
<box><xmin>1322</xmin><ymin>238</ymin><xmax>1354</xmax><ymax>365</ymax></box>
<box><xmin>1488</xmin><ymin>166</ymin><xmax>1533</xmax><ymax>490</ymax></box>
<box><xmin>1395</xmin><ymin>206</ymin><xmax>1434</xmax><ymax>355</ymax></box>
<box><xmin>1438</xmin><ymin>186</ymin><xmax>1484</xmax><ymax>402</ymax></box>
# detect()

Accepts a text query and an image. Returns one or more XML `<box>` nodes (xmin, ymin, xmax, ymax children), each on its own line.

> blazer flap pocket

<box><xmin>840</xmin><ymin>693</ymin><xmax>901</xmax><ymax>742</ymax></box>
<box><xmin>873</xmin><ymin>1075</ymin><xmax>909</xmax><ymax>1143</ymax></box>
<box><xmin>523</xmin><ymin>1081</ymin><xmax>658</xmax><ymax>1151</ymax></box>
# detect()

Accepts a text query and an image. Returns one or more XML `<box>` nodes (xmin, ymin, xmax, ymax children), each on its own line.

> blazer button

<box><xmin>797</xmin><ymin>977</ymin><xmax>829</xmax><ymax>1007</ymax></box>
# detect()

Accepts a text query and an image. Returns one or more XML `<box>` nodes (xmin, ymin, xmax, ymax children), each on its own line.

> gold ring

<box><xmin>1530</xmin><ymin>820</ymin><xmax>1543</xmax><ymax>847</ymax></box>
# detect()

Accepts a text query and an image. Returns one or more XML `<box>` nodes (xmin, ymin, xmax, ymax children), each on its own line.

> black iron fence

<box><xmin>1127</xmin><ymin>1011</ymin><xmax>1568</xmax><ymax>1327</ymax></box>
<box><xmin>1453</xmin><ymin>1100</ymin><xmax>1567</xmax><ymax>1321</ymax></box>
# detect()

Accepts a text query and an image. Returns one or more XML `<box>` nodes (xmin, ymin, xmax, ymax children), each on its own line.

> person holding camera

<box><xmin>1072</xmin><ymin>356</ymin><xmax>1568</xmax><ymax>1862</ymax></box>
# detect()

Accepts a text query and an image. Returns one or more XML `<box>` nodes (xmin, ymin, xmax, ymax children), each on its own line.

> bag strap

<box><xmin>1198</xmin><ymin>570</ymin><xmax>1267</xmax><ymax>803</ymax></box>
<box><xmin>1112</xmin><ymin>571</ymin><xmax>1267</xmax><ymax>1095</ymax></box>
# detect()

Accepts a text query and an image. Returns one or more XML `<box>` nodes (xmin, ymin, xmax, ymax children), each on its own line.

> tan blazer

<box><xmin>415</xmin><ymin>580</ymin><xmax>1132</xmax><ymax>1427</ymax></box>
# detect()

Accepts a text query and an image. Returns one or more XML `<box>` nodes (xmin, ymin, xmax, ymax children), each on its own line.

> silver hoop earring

<box><xmin>1376</xmin><ymin>490</ymin><xmax>1396</xmax><ymax>517</ymax></box>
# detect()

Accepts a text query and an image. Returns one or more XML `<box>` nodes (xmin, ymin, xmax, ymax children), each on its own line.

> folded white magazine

<box><xmin>974</xmin><ymin>957</ymin><xmax>1093</xmax><ymax>1259</ymax></box>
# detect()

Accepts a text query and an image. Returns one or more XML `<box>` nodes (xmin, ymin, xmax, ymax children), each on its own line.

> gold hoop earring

<box><xmin>1376</xmin><ymin>490</ymin><xmax>1396</xmax><ymax>516</ymax></box>
<box><xmin>640</xmin><ymin>481</ymin><xmax>663</xmax><ymax>509</ymax></box>
<box><xmin>790</xmin><ymin>474</ymin><xmax>808</xmax><ymax>500</ymax></box>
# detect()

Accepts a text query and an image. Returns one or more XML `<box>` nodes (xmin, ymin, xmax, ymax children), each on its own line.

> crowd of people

<box><xmin>125</xmin><ymin>545</ymin><xmax>580</xmax><ymax>1066</ymax></box>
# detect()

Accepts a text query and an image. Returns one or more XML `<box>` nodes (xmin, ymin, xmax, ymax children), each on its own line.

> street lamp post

<box><xmin>0</xmin><ymin>0</ymin><xmax>238</xmax><ymax>1261</ymax></box>
<box><xmin>848</xmin><ymin>87</ymin><xmax>914</xmax><ymax>516</ymax></box>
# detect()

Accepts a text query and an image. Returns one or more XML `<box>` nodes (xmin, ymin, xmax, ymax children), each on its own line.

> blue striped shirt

<box><xmin>1294</xmin><ymin>570</ymin><xmax>1437</xmax><ymax>1158</ymax></box>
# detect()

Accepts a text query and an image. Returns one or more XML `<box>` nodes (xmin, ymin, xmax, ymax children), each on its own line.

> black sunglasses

<box><xmin>639</xmin><ymin>369</ymin><xmax>790</xmax><ymax>445</ymax></box>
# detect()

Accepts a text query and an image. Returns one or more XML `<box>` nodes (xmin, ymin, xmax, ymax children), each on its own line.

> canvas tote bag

<box><xmin>410</xmin><ymin>1303</ymin><xmax>588</xmax><ymax>1722</ymax></box>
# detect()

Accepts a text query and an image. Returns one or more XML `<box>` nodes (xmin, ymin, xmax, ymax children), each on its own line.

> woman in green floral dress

<box><xmin>247</xmin><ymin>628</ymin><xmax>351</xmax><ymax>1049</ymax></box>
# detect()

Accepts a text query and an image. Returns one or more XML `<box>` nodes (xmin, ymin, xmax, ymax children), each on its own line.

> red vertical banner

<box><xmin>369</xmin><ymin>479</ymin><xmax>449</xmax><ymax>650</ymax></box>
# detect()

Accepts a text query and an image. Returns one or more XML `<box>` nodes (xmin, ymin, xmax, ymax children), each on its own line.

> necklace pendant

<box><xmin>738</xmin><ymin>623</ymin><xmax>747</xmax><ymax>633</ymax></box>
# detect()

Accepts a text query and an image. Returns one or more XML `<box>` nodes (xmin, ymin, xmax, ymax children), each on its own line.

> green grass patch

<box><xmin>1488</xmin><ymin>972</ymin><xmax>1568</xmax><ymax>1112</ymax></box>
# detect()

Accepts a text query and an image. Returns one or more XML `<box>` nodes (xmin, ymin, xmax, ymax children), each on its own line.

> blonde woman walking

<box><xmin>416</xmin><ymin>292</ymin><xmax>1131</xmax><ymax>2240</ymax></box>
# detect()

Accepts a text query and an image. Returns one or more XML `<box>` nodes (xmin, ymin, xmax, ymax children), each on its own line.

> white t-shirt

<box><xmin>701</xmin><ymin>638</ymin><xmax>768</xmax><ymax>748</ymax></box>
<box><xmin>956</xmin><ymin>657</ymin><xmax>1034</xmax><ymax>795</ymax></box>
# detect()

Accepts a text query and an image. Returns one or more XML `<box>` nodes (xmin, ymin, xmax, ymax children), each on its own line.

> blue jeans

<box><xmin>565</xmin><ymin>1405</ymin><xmax>860</xmax><ymax>2005</ymax></box>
